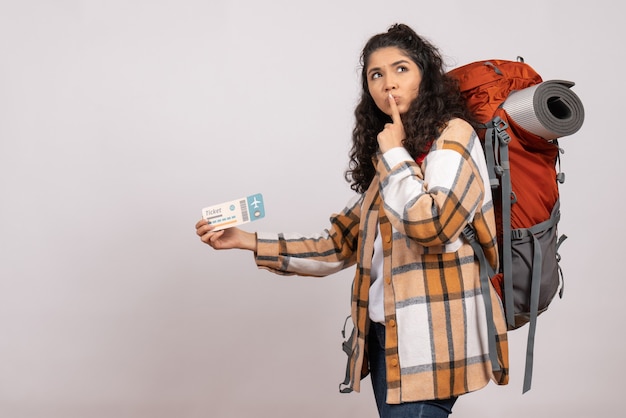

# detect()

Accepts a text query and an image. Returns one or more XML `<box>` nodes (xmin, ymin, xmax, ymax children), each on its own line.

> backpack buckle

<box><xmin>462</xmin><ymin>224</ymin><xmax>477</xmax><ymax>241</ymax></box>
<box><xmin>492</xmin><ymin>116</ymin><xmax>511</xmax><ymax>144</ymax></box>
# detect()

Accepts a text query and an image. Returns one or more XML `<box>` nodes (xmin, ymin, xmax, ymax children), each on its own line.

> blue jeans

<box><xmin>367</xmin><ymin>322</ymin><xmax>457</xmax><ymax>418</ymax></box>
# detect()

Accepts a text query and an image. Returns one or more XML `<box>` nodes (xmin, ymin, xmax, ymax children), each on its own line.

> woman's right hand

<box><xmin>195</xmin><ymin>219</ymin><xmax>257</xmax><ymax>252</ymax></box>
<box><xmin>377</xmin><ymin>93</ymin><xmax>406</xmax><ymax>153</ymax></box>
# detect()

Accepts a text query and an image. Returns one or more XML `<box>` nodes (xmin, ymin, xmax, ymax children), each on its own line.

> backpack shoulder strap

<box><xmin>485</xmin><ymin>115</ymin><xmax>516</xmax><ymax>327</ymax></box>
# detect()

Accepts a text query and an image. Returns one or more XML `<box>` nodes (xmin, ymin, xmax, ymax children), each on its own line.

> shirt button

<box><xmin>391</xmin><ymin>358</ymin><xmax>398</xmax><ymax>367</ymax></box>
<box><xmin>388</xmin><ymin>319</ymin><xmax>396</xmax><ymax>328</ymax></box>
<box><xmin>385</xmin><ymin>277</ymin><xmax>391</xmax><ymax>285</ymax></box>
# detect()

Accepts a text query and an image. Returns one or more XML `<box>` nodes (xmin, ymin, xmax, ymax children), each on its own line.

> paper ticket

<box><xmin>201</xmin><ymin>193</ymin><xmax>265</xmax><ymax>231</ymax></box>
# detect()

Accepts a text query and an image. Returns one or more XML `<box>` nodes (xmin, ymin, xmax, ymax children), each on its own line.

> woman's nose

<box><xmin>384</xmin><ymin>75</ymin><xmax>398</xmax><ymax>91</ymax></box>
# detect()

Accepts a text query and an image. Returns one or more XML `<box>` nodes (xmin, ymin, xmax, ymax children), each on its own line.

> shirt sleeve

<box><xmin>377</xmin><ymin>119</ymin><xmax>486</xmax><ymax>247</ymax></box>
<box><xmin>254</xmin><ymin>194</ymin><xmax>362</xmax><ymax>276</ymax></box>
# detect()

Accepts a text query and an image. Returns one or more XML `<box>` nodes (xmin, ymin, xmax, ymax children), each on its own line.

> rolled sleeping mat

<box><xmin>502</xmin><ymin>80</ymin><xmax>585</xmax><ymax>140</ymax></box>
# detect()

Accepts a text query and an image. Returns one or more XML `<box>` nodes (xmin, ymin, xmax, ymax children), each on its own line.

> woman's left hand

<box><xmin>377</xmin><ymin>93</ymin><xmax>406</xmax><ymax>153</ymax></box>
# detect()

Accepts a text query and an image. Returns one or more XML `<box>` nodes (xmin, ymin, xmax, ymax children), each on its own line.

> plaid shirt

<box><xmin>255</xmin><ymin>118</ymin><xmax>509</xmax><ymax>403</ymax></box>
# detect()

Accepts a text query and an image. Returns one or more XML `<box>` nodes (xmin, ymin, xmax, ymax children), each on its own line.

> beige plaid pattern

<box><xmin>256</xmin><ymin>119</ymin><xmax>508</xmax><ymax>403</ymax></box>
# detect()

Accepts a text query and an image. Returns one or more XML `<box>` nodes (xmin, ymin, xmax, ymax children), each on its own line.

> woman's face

<box><xmin>366</xmin><ymin>46</ymin><xmax>422</xmax><ymax>116</ymax></box>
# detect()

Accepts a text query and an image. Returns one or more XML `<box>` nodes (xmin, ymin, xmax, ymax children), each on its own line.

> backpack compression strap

<box><xmin>515</xmin><ymin>200</ymin><xmax>561</xmax><ymax>393</ymax></box>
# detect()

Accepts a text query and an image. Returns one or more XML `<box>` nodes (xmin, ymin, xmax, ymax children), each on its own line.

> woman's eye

<box><xmin>371</xmin><ymin>72</ymin><xmax>382</xmax><ymax>80</ymax></box>
<box><xmin>397</xmin><ymin>66</ymin><xmax>408</xmax><ymax>73</ymax></box>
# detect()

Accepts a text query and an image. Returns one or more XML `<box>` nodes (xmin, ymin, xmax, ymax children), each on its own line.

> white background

<box><xmin>0</xmin><ymin>1</ymin><xmax>621</xmax><ymax>417</ymax></box>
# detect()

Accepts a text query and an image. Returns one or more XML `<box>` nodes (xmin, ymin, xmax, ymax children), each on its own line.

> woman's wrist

<box><xmin>242</xmin><ymin>230</ymin><xmax>257</xmax><ymax>252</ymax></box>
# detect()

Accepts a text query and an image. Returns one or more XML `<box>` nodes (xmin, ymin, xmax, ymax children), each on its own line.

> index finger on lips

<box><xmin>388</xmin><ymin>93</ymin><xmax>401</xmax><ymax>125</ymax></box>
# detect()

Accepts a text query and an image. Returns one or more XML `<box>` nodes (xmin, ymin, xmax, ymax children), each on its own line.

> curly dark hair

<box><xmin>345</xmin><ymin>23</ymin><xmax>474</xmax><ymax>194</ymax></box>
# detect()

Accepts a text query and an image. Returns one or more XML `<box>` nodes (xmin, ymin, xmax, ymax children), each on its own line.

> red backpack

<box><xmin>448</xmin><ymin>58</ymin><xmax>584</xmax><ymax>392</ymax></box>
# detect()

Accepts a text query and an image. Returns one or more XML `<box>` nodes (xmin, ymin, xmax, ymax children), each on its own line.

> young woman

<box><xmin>196</xmin><ymin>23</ymin><xmax>509</xmax><ymax>418</ymax></box>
